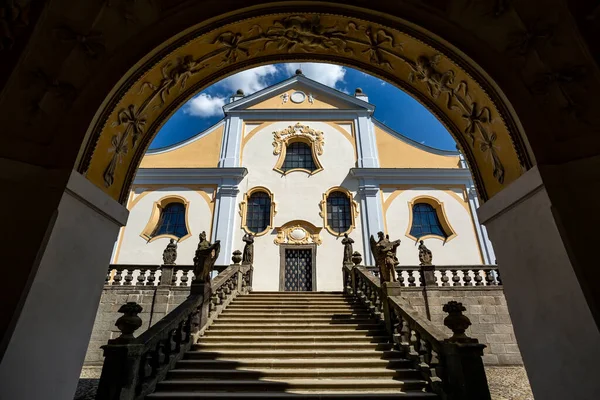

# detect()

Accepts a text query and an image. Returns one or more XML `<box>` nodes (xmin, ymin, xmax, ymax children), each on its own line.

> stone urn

<box><xmin>232</xmin><ymin>250</ymin><xmax>242</xmax><ymax>264</ymax></box>
<box><xmin>443</xmin><ymin>301</ymin><xmax>473</xmax><ymax>343</ymax></box>
<box><xmin>351</xmin><ymin>251</ymin><xmax>363</xmax><ymax>266</ymax></box>
<box><xmin>113</xmin><ymin>302</ymin><xmax>143</xmax><ymax>343</ymax></box>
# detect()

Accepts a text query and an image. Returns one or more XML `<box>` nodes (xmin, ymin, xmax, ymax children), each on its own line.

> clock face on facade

<box><xmin>290</xmin><ymin>91</ymin><xmax>306</xmax><ymax>104</ymax></box>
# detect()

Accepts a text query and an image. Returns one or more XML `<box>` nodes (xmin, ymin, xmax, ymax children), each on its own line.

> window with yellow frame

<box><xmin>320</xmin><ymin>187</ymin><xmax>359</xmax><ymax>236</ymax></box>
<box><xmin>140</xmin><ymin>195</ymin><xmax>193</xmax><ymax>243</ymax></box>
<box><xmin>272</xmin><ymin>123</ymin><xmax>324</xmax><ymax>175</ymax></box>
<box><xmin>406</xmin><ymin>196</ymin><xmax>457</xmax><ymax>242</ymax></box>
<box><xmin>239</xmin><ymin>187</ymin><xmax>277</xmax><ymax>236</ymax></box>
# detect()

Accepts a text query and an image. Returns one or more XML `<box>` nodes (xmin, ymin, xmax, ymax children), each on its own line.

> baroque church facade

<box><xmin>111</xmin><ymin>71</ymin><xmax>495</xmax><ymax>292</ymax></box>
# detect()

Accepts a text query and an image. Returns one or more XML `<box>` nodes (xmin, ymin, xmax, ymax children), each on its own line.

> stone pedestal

<box><xmin>0</xmin><ymin>171</ymin><xmax>129</xmax><ymax>400</ymax></box>
<box><xmin>442</xmin><ymin>341</ymin><xmax>491</xmax><ymax>400</ymax></box>
<box><xmin>478</xmin><ymin>166</ymin><xmax>600</xmax><ymax>400</ymax></box>
<box><xmin>382</xmin><ymin>281</ymin><xmax>402</xmax><ymax>296</ymax></box>
<box><xmin>190</xmin><ymin>281</ymin><xmax>212</xmax><ymax>336</ymax></box>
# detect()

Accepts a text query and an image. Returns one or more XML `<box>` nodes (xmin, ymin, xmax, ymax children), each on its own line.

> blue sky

<box><xmin>150</xmin><ymin>63</ymin><xmax>456</xmax><ymax>151</ymax></box>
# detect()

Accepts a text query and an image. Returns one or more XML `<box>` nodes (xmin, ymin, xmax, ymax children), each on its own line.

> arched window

<box><xmin>245</xmin><ymin>191</ymin><xmax>272</xmax><ymax>234</ymax></box>
<box><xmin>151</xmin><ymin>202</ymin><xmax>188</xmax><ymax>238</ymax></box>
<box><xmin>326</xmin><ymin>191</ymin><xmax>352</xmax><ymax>234</ymax></box>
<box><xmin>281</xmin><ymin>142</ymin><xmax>317</xmax><ymax>172</ymax></box>
<box><xmin>409</xmin><ymin>203</ymin><xmax>447</xmax><ymax>239</ymax></box>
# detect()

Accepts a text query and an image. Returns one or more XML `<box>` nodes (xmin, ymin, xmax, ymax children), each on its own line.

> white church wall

<box><xmin>116</xmin><ymin>188</ymin><xmax>214</xmax><ymax>265</ymax></box>
<box><xmin>238</xmin><ymin>120</ymin><xmax>362</xmax><ymax>291</ymax></box>
<box><xmin>383</xmin><ymin>188</ymin><xmax>483</xmax><ymax>265</ymax></box>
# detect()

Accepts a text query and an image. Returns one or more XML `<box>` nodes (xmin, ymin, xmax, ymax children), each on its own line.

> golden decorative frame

<box><xmin>272</xmin><ymin>123</ymin><xmax>324</xmax><ymax>175</ymax></box>
<box><xmin>239</xmin><ymin>186</ymin><xmax>277</xmax><ymax>236</ymax></box>
<box><xmin>140</xmin><ymin>195</ymin><xmax>193</xmax><ymax>243</ymax></box>
<box><xmin>319</xmin><ymin>186</ymin><xmax>359</xmax><ymax>236</ymax></box>
<box><xmin>274</xmin><ymin>220</ymin><xmax>323</xmax><ymax>246</ymax></box>
<box><xmin>405</xmin><ymin>195</ymin><xmax>457</xmax><ymax>243</ymax></box>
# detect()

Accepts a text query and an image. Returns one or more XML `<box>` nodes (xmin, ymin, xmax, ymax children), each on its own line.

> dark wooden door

<box><xmin>284</xmin><ymin>248</ymin><xmax>313</xmax><ymax>291</ymax></box>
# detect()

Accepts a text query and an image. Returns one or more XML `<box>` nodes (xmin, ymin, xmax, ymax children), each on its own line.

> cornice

<box><xmin>134</xmin><ymin>167</ymin><xmax>247</xmax><ymax>185</ymax></box>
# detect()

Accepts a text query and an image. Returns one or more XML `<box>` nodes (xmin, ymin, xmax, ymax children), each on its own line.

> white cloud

<box><xmin>219</xmin><ymin>65</ymin><xmax>279</xmax><ymax>95</ymax></box>
<box><xmin>184</xmin><ymin>93</ymin><xmax>226</xmax><ymax>117</ymax></box>
<box><xmin>284</xmin><ymin>63</ymin><xmax>346</xmax><ymax>89</ymax></box>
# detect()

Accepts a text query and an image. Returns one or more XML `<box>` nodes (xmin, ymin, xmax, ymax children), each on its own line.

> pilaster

<box><xmin>354</xmin><ymin>114</ymin><xmax>379</xmax><ymax>168</ymax></box>
<box><xmin>211</xmin><ymin>183</ymin><xmax>240</xmax><ymax>265</ymax></box>
<box><xmin>358</xmin><ymin>180</ymin><xmax>384</xmax><ymax>265</ymax></box>
<box><xmin>218</xmin><ymin>114</ymin><xmax>243</xmax><ymax>168</ymax></box>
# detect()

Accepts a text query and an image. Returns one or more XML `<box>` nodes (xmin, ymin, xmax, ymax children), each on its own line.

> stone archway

<box><xmin>78</xmin><ymin>11</ymin><xmax>532</xmax><ymax>205</ymax></box>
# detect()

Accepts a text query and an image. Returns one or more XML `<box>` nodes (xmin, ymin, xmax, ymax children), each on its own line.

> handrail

<box><xmin>344</xmin><ymin>261</ymin><xmax>491</xmax><ymax>400</ymax></box>
<box><xmin>104</xmin><ymin>264</ymin><xmax>230</xmax><ymax>286</ymax></box>
<box><xmin>96</xmin><ymin>263</ymin><xmax>253</xmax><ymax>400</ymax></box>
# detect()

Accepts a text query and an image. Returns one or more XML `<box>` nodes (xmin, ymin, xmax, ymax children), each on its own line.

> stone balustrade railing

<box><xmin>104</xmin><ymin>264</ymin><xmax>230</xmax><ymax>287</ymax></box>
<box><xmin>345</xmin><ymin>264</ymin><xmax>491</xmax><ymax>400</ymax></box>
<box><xmin>95</xmin><ymin>263</ymin><xmax>253</xmax><ymax>400</ymax></box>
<box><xmin>364</xmin><ymin>265</ymin><xmax>501</xmax><ymax>287</ymax></box>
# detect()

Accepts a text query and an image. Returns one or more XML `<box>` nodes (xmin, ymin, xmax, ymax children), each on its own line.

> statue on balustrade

<box><xmin>162</xmin><ymin>239</ymin><xmax>178</xmax><ymax>265</ymax></box>
<box><xmin>370</xmin><ymin>231</ymin><xmax>400</xmax><ymax>283</ymax></box>
<box><xmin>342</xmin><ymin>233</ymin><xmax>354</xmax><ymax>264</ymax></box>
<box><xmin>192</xmin><ymin>231</ymin><xmax>221</xmax><ymax>283</ymax></box>
<box><xmin>242</xmin><ymin>233</ymin><xmax>254</xmax><ymax>265</ymax></box>
<box><xmin>418</xmin><ymin>240</ymin><xmax>433</xmax><ymax>266</ymax></box>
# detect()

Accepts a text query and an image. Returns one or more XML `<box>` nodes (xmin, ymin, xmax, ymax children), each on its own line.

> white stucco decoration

<box><xmin>290</xmin><ymin>91</ymin><xmax>306</xmax><ymax>103</ymax></box>
<box><xmin>290</xmin><ymin>228</ymin><xmax>306</xmax><ymax>240</ymax></box>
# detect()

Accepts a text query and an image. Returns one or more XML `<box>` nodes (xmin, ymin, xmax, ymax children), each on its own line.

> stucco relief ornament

<box><xmin>274</xmin><ymin>225</ymin><xmax>322</xmax><ymax>246</ymax></box>
<box><xmin>192</xmin><ymin>231</ymin><xmax>221</xmax><ymax>283</ymax></box>
<box><xmin>162</xmin><ymin>239</ymin><xmax>178</xmax><ymax>265</ymax></box>
<box><xmin>308</xmin><ymin>93</ymin><xmax>314</xmax><ymax>104</ymax></box>
<box><xmin>281</xmin><ymin>93</ymin><xmax>289</xmax><ymax>103</ymax></box>
<box><xmin>272</xmin><ymin>123</ymin><xmax>324</xmax><ymax>156</ymax></box>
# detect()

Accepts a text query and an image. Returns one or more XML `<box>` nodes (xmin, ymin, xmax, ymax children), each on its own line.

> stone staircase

<box><xmin>147</xmin><ymin>291</ymin><xmax>437</xmax><ymax>399</ymax></box>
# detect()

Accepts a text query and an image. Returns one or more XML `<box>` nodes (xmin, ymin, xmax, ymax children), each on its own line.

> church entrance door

<box><xmin>279</xmin><ymin>245</ymin><xmax>316</xmax><ymax>291</ymax></box>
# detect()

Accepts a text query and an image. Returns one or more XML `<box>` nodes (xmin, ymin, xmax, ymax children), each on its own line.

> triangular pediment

<box><xmin>223</xmin><ymin>75</ymin><xmax>374</xmax><ymax>113</ymax></box>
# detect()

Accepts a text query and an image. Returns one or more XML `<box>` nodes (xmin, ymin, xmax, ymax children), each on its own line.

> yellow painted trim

<box><xmin>239</xmin><ymin>186</ymin><xmax>277</xmax><ymax>237</ymax></box>
<box><xmin>380</xmin><ymin>189</ymin><xmax>389</xmax><ymax>236</ymax></box>
<box><xmin>319</xmin><ymin>186</ymin><xmax>359</xmax><ymax>236</ymax></box>
<box><xmin>140</xmin><ymin>194</ymin><xmax>194</xmax><ymax>243</ymax></box>
<box><xmin>380</xmin><ymin>184</ymin><xmax>470</xmax><ymax>213</ymax></box>
<box><xmin>405</xmin><ymin>195</ymin><xmax>457</xmax><ymax>243</ymax></box>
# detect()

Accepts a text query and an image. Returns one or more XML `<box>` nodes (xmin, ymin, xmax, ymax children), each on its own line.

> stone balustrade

<box><xmin>365</xmin><ymin>265</ymin><xmax>501</xmax><ymax>287</ymax></box>
<box><xmin>104</xmin><ymin>264</ymin><xmax>230</xmax><ymax>287</ymax></box>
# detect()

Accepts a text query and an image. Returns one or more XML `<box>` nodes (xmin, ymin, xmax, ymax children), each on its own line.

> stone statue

<box><xmin>342</xmin><ymin>233</ymin><xmax>354</xmax><ymax>264</ymax></box>
<box><xmin>387</xmin><ymin>234</ymin><xmax>400</xmax><ymax>267</ymax></box>
<box><xmin>418</xmin><ymin>240</ymin><xmax>433</xmax><ymax>266</ymax></box>
<box><xmin>162</xmin><ymin>239</ymin><xmax>178</xmax><ymax>265</ymax></box>
<box><xmin>370</xmin><ymin>231</ymin><xmax>400</xmax><ymax>283</ymax></box>
<box><xmin>192</xmin><ymin>231</ymin><xmax>221</xmax><ymax>283</ymax></box>
<box><xmin>242</xmin><ymin>233</ymin><xmax>254</xmax><ymax>265</ymax></box>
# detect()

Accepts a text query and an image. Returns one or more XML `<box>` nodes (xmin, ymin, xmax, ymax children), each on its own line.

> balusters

<box><xmin>146</xmin><ymin>269</ymin><xmax>156</xmax><ymax>286</ymax></box>
<box><xmin>462</xmin><ymin>269</ymin><xmax>473</xmax><ymax>286</ymax></box>
<box><xmin>171</xmin><ymin>270</ymin><xmax>179</xmax><ymax>286</ymax></box>
<box><xmin>105</xmin><ymin>268</ymin><xmax>111</xmax><ymax>285</ymax></box>
<box><xmin>474</xmin><ymin>269</ymin><xmax>484</xmax><ymax>286</ymax></box>
<box><xmin>137</xmin><ymin>269</ymin><xmax>146</xmax><ymax>286</ymax></box>
<box><xmin>408</xmin><ymin>271</ymin><xmax>416</xmax><ymax>286</ymax></box>
<box><xmin>123</xmin><ymin>269</ymin><xmax>134</xmax><ymax>285</ymax></box>
<box><xmin>495</xmin><ymin>268</ymin><xmax>502</xmax><ymax>285</ymax></box>
<box><xmin>486</xmin><ymin>269</ymin><xmax>497</xmax><ymax>286</ymax></box>
<box><xmin>451</xmin><ymin>269</ymin><xmax>461</xmax><ymax>286</ymax></box>
<box><xmin>180</xmin><ymin>270</ymin><xmax>189</xmax><ymax>286</ymax></box>
<box><xmin>398</xmin><ymin>271</ymin><xmax>405</xmax><ymax>286</ymax></box>
<box><xmin>113</xmin><ymin>269</ymin><xmax>123</xmax><ymax>286</ymax></box>
<box><xmin>441</xmin><ymin>270</ymin><xmax>450</xmax><ymax>286</ymax></box>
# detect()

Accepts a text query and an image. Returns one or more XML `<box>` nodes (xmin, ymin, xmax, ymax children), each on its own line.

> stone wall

<box><xmin>401</xmin><ymin>287</ymin><xmax>522</xmax><ymax>365</ymax></box>
<box><xmin>84</xmin><ymin>286</ymin><xmax>190</xmax><ymax>366</ymax></box>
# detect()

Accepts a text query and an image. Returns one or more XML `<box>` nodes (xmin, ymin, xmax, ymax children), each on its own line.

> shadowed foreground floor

<box><xmin>74</xmin><ymin>366</ymin><xmax>534</xmax><ymax>400</ymax></box>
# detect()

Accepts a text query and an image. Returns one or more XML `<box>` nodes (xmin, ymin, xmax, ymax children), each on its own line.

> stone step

<box><xmin>147</xmin><ymin>391</ymin><xmax>438</xmax><ymax>399</ymax></box>
<box><xmin>207</xmin><ymin>324</ymin><xmax>384</xmax><ymax>331</ymax></box>
<box><xmin>232</xmin><ymin>299</ymin><xmax>358</xmax><ymax>304</ymax></box>
<box><xmin>225</xmin><ymin>305</ymin><xmax>367</xmax><ymax>311</ymax></box>
<box><xmin>175</xmin><ymin>358</ymin><xmax>414</xmax><ymax>370</ymax></box>
<box><xmin>244</xmin><ymin>292</ymin><xmax>345</xmax><ymax>296</ymax></box>
<box><xmin>153</xmin><ymin>378</ymin><xmax>429</xmax><ymax>392</ymax></box>
<box><xmin>166</xmin><ymin>368</ymin><xmax>422</xmax><ymax>380</ymax></box>
<box><xmin>212</xmin><ymin>318</ymin><xmax>376</xmax><ymax>324</ymax></box>
<box><xmin>193</xmin><ymin>342</ymin><xmax>395</xmax><ymax>351</ymax></box>
<box><xmin>203</xmin><ymin>329</ymin><xmax>387</xmax><ymax>337</ymax></box>
<box><xmin>198</xmin><ymin>336</ymin><xmax>390</xmax><ymax>343</ymax></box>
<box><xmin>218</xmin><ymin>312</ymin><xmax>372</xmax><ymax>318</ymax></box>
<box><xmin>184</xmin><ymin>350</ymin><xmax>404</xmax><ymax>360</ymax></box>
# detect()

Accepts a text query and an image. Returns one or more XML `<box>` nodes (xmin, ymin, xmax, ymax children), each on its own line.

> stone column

<box><xmin>358</xmin><ymin>180</ymin><xmax>384</xmax><ymax>266</ymax></box>
<box><xmin>210</xmin><ymin>183</ymin><xmax>239</xmax><ymax>266</ymax></box>
<box><xmin>478</xmin><ymin>166</ymin><xmax>600</xmax><ymax>399</ymax></box>
<box><xmin>0</xmin><ymin>170</ymin><xmax>129</xmax><ymax>400</ymax></box>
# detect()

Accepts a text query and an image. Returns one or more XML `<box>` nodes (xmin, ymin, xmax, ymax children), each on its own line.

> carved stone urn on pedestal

<box><xmin>110</xmin><ymin>302</ymin><xmax>143</xmax><ymax>344</ymax></box>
